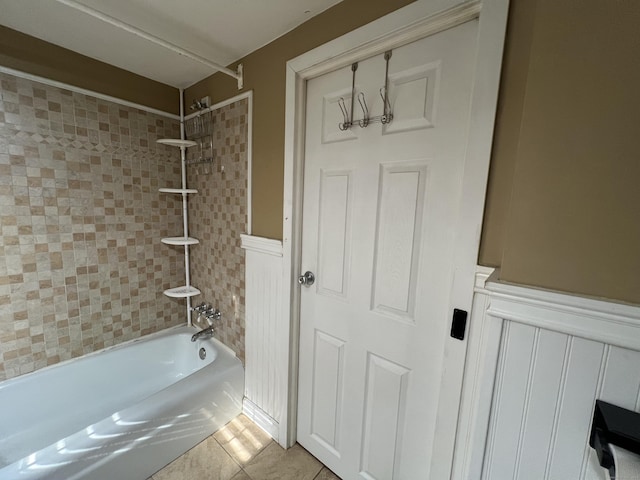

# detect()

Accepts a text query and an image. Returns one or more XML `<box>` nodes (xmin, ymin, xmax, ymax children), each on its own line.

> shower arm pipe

<box><xmin>54</xmin><ymin>0</ymin><xmax>243</xmax><ymax>89</ymax></box>
<box><xmin>179</xmin><ymin>89</ymin><xmax>193</xmax><ymax>327</ymax></box>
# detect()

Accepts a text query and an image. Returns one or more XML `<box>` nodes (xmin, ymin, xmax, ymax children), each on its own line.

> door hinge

<box><xmin>450</xmin><ymin>308</ymin><xmax>468</xmax><ymax>340</ymax></box>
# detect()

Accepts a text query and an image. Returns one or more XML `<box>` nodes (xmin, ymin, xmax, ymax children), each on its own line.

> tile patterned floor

<box><xmin>149</xmin><ymin>415</ymin><xmax>341</xmax><ymax>480</ymax></box>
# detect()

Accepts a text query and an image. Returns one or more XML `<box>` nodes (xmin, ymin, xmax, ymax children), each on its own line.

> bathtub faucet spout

<box><xmin>190</xmin><ymin>304</ymin><xmax>221</xmax><ymax>341</ymax></box>
<box><xmin>191</xmin><ymin>325</ymin><xmax>215</xmax><ymax>342</ymax></box>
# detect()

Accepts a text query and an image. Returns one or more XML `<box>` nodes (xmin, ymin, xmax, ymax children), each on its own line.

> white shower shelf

<box><xmin>159</xmin><ymin>188</ymin><xmax>198</xmax><ymax>194</ymax></box>
<box><xmin>157</xmin><ymin>139</ymin><xmax>198</xmax><ymax>148</ymax></box>
<box><xmin>163</xmin><ymin>286</ymin><xmax>201</xmax><ymax>298</ymax></box>
<box><xmin>161</xmin><ymin>237</ymin><xmax>199</xmax><ymax>246</ymax></box>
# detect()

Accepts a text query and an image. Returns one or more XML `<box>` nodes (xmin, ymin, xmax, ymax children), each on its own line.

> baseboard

<box><xmin>243</xmin><ymin>397</ymin><xmax>280</xmax><ymax>442</ymax></box>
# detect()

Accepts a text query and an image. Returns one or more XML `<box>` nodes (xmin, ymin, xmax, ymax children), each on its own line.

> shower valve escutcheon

<box><xmin>298</xmin><ymin>271</ymin><xmax>315</xmax><ymax>287</ymax></box>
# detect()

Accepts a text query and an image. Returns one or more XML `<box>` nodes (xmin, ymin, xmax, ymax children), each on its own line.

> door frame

<box><xmin>280</xmin><ymin>0</ymin><xmax>509</xmax><ymax>469</ymax></box>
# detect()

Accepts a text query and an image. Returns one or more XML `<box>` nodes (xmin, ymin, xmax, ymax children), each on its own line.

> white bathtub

<box><xmin>0</xmin><ymin>326</ymin><xmax>244</xmax><ymax>480</ymax></box>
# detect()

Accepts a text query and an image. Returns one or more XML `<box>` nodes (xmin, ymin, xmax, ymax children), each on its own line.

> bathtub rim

<box><xmin>0</xmin><ymin>324</ymin><xmax>237</xmax><ymax>388</ymax></box>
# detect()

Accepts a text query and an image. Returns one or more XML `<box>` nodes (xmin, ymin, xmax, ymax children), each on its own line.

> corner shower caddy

<box><xmin>58</xmin><ymin>0</ymin><xmax>244</xmax><ymax>328</ymax></box>
<box><xmin>157</xmin><ymin>137</ymin><xmax>200</xmax><ymax>325</ymax></box>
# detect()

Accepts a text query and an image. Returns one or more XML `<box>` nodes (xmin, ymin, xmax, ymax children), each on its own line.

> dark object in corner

<box><xmin>590</xmin><ymin>400</ymin><xmax>640</xmax><ymax>476</ymax></box>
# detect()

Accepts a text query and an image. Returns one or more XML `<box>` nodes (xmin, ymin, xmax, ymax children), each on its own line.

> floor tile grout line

<box><xmin>152</xmin><ymin>413</ymin><xmax>341</xmax><ymax>480</ymax></box>
<box><xmin>237</xmin><ymin>440</ymin><xmax>277</xmax><ymax>480</ymax></box>
<box><xmin>211</xmin><ymin>425</ymin><xmax>244</xmax><ymax>473</ymax></box>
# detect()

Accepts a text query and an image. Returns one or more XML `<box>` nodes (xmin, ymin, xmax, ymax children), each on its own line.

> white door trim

<box><xmin>280</xmin><ymin>0</ymin><xmax>510</xmax><ymax>450</ymax></box>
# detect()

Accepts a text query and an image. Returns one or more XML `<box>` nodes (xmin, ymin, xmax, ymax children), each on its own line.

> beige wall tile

<box><xmin>1</xmin><ymin>77</ymin><xmax>249</xmax><ymax>380</ymax></box>
<box><xmin>187</xmin><ymin>99</ymin><xmax>248</xmax><ymax>361</ymax></box>
<box><xmin>0</xmin><ymin>72</ymin><xmax>185</xmax><ymax>380</ymax></box>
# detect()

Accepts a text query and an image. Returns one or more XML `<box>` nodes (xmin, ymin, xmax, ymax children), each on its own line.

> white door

<box><xmin>297</xmin><ymin>20</ymin><xmax>480</xmax><ymax>480</ymax></box>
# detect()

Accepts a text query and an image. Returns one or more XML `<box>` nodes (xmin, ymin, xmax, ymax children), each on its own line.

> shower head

<box><xmin>190</xmin><ymin>99</ymin><xmax>209</xmax><ymax>111</ymax></box>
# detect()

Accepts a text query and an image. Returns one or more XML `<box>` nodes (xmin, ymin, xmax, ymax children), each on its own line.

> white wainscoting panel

<box><xmin>453</xmin><ymin>272</ymin><xmax>640</xmax><ymax>480</ymax></box>
<box><xmin>241</xmin><ymin>234</ymin><xmax>284</xmax><ymax>441</ymax></box>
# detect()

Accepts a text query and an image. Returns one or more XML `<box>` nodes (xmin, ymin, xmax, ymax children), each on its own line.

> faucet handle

<box><xmin>192</xmin><ymin>302</ymin><xmax>208</xmax><ymax>313</ymax></box>
<box><xmin>205</xmin><ymin>307</ymin><xmax>221</xmax><ymax>321</ymax></box>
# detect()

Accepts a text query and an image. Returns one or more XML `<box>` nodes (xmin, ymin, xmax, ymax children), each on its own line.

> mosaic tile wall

<box><xmin>187</xmin><ymin>99</ymin><xmax>248</xmax><ymax>362</ymax></box>
<box><xmin>0</xmin><ymin>72</ymin><xmax>187</xmax><ymax>381</ymax></box>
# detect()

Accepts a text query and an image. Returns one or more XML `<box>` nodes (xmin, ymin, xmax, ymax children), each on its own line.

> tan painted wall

<box><xmin>477</xmin><ymin>0</ymin><xmax>537</xmax><ymax>267</ymax></box>
<box><xmin>189</xmin><ymin>0</ymin><xmax>640</xmax><ymax>305</ymax></box>
<box><xmin>487</xmin><ymin>0</ymin><xmax>640</xmax><ymax>304</ymax></box>
<box><xmin>4</xmin><ymin>0</ymin><xmax>638</xmax><ymax>306</ymax></box>
<box><xmin>186</xmin><ymin>0</ymin><xmax>415</xmax><ymax>240</ymax></box>
<box><xmin>0</xmin><ymin>25</ymin><xmax>178</xmax><ymax>115</ymax></box>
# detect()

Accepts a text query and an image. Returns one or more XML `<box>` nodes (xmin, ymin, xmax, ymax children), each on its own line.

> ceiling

<box><xmin>0</xmin><ymin>0</ymin><xmax>343</xmax><ymax>88</ymax></box>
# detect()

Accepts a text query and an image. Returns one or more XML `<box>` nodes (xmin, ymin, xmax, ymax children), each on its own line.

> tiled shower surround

<box><xmin>0</xmin><ymin>72</ymin><xmax>187</xmax><ymax>381</ymax></box>
<box><xmin>187</xmin><ymin>98</ymin><xmax>248</xmax><ymax>362</ymax></box>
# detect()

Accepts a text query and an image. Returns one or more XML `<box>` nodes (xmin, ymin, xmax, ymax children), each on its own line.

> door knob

<box><xmin>298</xmin><ymin>271</ymin><xmax>315</xmax><ymax>287</ymax></box>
